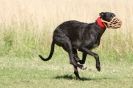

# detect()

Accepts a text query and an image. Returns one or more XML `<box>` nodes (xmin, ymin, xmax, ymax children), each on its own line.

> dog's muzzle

<box><xmin>102</xmin><ymin>17</ymin><xmax>122</xmax><ymax>29</ymax></box>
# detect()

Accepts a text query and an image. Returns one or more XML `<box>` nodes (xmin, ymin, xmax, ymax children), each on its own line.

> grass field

<box><xmin>0</xmin><ymin>0</ymin><xmax>133</xmax><ymax>88</ymax></box>
<box><xmin>0</xmin><ymin>56</ymin><xmax>133</xmax><ymax>88</ymax></box>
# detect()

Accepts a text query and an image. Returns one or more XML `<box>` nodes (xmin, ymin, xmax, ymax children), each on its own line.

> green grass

<box><xmin>0</xmin><ymin>52</ymin><xmax>133</xmax><ymax>88</ymax></box>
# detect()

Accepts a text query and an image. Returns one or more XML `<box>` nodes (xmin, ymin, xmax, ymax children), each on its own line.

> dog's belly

<box><xmin>72</xmin><ymin>40</ymin><xmax>81</xmax><ymax>49</ymax></box>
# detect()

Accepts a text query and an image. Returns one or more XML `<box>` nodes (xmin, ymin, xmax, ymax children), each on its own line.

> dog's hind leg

<box><xmin>63</xmin><ymin>41</ymin><xmax>83</xmax><ymax>69</ymax></box>
<box><xmin>73</xmin><ymin>65</ymin><xmax>81</xmax><ymax>80</ymax></box>
<box><xmin>54</xmin><ymin>34</ymin><xmax>83</xmax><ymax>69</ymax></box>
<box><xmin>72</xmin><ymin>48</ymin><xmax>80</xmax><ymax>62</ymax></box>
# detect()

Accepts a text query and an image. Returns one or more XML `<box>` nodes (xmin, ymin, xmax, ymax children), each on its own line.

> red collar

<box><xmin>96</xmin><ymin>17</ymin><xmax>106</xmax><ymax>30</ymax></box>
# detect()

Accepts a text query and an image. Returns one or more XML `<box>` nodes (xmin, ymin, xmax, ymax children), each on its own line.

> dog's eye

<box><xmin>99</xmin><ymin>12</ymin><xmax>105</xmax><ymax>17</ymax></box>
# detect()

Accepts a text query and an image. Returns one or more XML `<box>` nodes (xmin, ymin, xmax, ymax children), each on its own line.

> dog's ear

<box><xmin>99</xmin><ymin>12</ymin><xmax>105</xmax><ymax>17</ymax></box>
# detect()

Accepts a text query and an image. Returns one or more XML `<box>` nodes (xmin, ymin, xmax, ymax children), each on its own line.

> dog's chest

<box><xmin>92</xmin><ymin>43</ymin><xmax>99</xmax><ymax>48</ymax></box>
<box><xmin>91</xmin><ymin>40</ymin><xmax>100</xmax><ymax>48</ymax></box>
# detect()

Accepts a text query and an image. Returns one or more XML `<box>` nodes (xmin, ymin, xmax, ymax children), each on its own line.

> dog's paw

<box><xmin>82</xmin><ymin>64</ymin><xmax>87</xmax><ymax>70</ymax></box>
<box><xmin>96</xmin><ymin>64</ymin><xmax>101</xmax><ymax>71</ymax></box>
<box><xmin>77</xmin><ymin>62</ymin><xmax>87</xmax><ymax>70</ymax></box>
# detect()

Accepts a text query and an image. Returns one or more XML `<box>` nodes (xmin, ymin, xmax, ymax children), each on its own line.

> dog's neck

<box><xmin>96</xmin><ymin>17</ymin><xmax>107</xmax><ymax>30</ymax></box>
<box><xmin>94</xmin><ymin>17</ymin><xmax>107</xmax><ymax>39</ymax></box>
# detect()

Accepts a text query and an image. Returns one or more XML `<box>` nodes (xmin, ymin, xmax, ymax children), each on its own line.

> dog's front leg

<box><xmin>72</xmin><ymin>48</ymin><xmax>87</xmax><ymax>70</ymax></box>
<box><xmin>79</xmin><ymin>47</ymin><xmax>101</xmax><ymax>71</ymax></box>
<box><xmin>72</xmin><ymin>48</ymin><xmax>86</xmax><ymax>64</ymax></box>
<box><xmin>78</xmin><ymin>53</ymin><xmax>87</xmax><ymax>64</ymax></box>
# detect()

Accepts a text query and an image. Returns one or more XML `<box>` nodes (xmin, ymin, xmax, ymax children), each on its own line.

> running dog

<box><xmin>39</xmin><ymin>12</ymin><xmax>122</xmax><ymax>79</ymax></box>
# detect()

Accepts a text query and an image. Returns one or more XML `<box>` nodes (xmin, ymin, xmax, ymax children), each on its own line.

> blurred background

<box><xmin>0</xmin><ymin>0</ymin><xmax>133</xmax><ymax>59</ymax></box>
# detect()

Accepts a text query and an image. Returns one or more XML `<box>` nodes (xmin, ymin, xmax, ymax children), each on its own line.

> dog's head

<box><xmin>100</xmin><ymin>12</ymin><xmax>115</xmax><ymax>22</ymax></box>
<box><xmin>99</xmin><ymin>12</ymin><xmax>122</xmax><ymax>29</ymax></box>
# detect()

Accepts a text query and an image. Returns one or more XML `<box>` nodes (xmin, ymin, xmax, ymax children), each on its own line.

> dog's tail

<box><xmin>39</xmin><ymin>41</ymin><xmax>55</xmax><ymax>61</ymax></box>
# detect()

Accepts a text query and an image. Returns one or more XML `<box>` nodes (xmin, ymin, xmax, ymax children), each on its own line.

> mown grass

<box><xmin>0</xmin><ymin>55</ymin><xmax>133</xmax><ymax>88</ymax></box>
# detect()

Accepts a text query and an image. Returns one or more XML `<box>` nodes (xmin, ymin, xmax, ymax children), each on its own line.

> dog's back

<box><xmin>53</xmin><ymin>20</ymin><xmax>101</xmax><ymax>49</ymax></box>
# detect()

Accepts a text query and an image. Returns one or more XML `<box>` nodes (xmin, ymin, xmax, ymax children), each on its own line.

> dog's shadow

<box><xmin>54</xmin><ymin>74</ymin><xmax>114</xmax><ymax>81</ymax></box>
